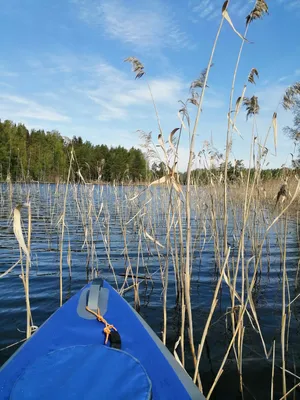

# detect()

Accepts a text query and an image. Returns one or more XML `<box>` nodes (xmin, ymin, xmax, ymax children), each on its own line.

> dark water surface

<box><xmin>0</xmin><ymin>183</ymin><xmax>300</xmax><ymax>399</ymax></box>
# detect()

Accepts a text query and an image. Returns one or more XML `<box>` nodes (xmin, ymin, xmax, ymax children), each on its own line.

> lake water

<box><xmin>0</xmin><ymin>183</ymin><xmax>299</xmax><ymax>399</ymax></box>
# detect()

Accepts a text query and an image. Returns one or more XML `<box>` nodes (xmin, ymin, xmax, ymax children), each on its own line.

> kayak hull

<box><xmin>0</xmin><ymin>280</ymin><xmax>204</xmax><ymax>399</ymax></box>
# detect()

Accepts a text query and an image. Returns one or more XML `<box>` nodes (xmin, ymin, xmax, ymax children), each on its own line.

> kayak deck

<box><xmin>0</xmin><ymin>280</ymin><xmax>205</xmax><ymax>399</ymax></box>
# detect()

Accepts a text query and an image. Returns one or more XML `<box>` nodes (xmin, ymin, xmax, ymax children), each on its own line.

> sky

<box><xmin>0</xmin><ymin>0</ymin><xmax>299</xmax><ymax>171</ymax></box>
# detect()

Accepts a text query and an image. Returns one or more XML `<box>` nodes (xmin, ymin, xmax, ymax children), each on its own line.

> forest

<box><xmin>0</xmin><ymin>119</ymin><xmax>298</xmax><ymax>184</ymax></box>
<box><xmin>0</xmin><ymin>120</ymin><xmax>148</xmax><ymax>182</ymax></box>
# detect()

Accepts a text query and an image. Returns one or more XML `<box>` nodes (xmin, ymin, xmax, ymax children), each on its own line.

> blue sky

<box><xmin>0</xmin><ymin>0</ymin><xmax>299</xmax><ymax>170</ymax></box>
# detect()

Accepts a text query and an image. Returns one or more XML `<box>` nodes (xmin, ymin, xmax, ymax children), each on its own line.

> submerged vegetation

<box><xmin>2</xmin><ymin>0</ymin><xmax>300</xmax><ymax>399</ymax></box>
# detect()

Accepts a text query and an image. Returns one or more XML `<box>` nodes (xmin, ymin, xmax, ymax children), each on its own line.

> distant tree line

<box><xmin>0</xmin><ymin>120</ymin><xmax>148</xmax><ymax>182</ymax></box>
<box><xmin>150</xmin><ymin>160</ymin><xmax>297</xmax><ymax>185</ymax></box>
<box><xmin>1</xmin><ymin>119</ymin><xmax>296</xmax><ymax>184</ymax></box>
<box><xmin>179</xmin><ymin>160</ymin><xmax>298</xmax><ymax>185</ymax></box>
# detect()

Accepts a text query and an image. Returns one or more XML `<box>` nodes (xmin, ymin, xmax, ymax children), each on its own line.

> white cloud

<box><xmin>270</xmin><ymin>69</ymin><xmax>300</xmax><ymax>85</ymax></box>
<box><xmin>23</xmin><ymin>53</ymin><xmax>226</xmax><ymax>121</ymax></box>
<box><xmin>1</xmin><ymin>52</ymin><xmax>293</xmax><ymax>171</ymax></box>
<box><xmin>0</xmin><ymin>67</ymin><xmax>18</xmax><ymax>78</ymax></box>
<box><xmin>23</xmin><ymin>52</ymin><xmax>228</xmax><ymax>132</ymax></box>
<box><xmin>127</xmin><ymin>78</ymin><xmax>185</xmax><ymax>104</ymax></box>
<box><xmin>34</xmin><ymin>92</ymin><xmax>60</xmax><ymax>100</ymax></box>
<box><xmin>277</xmin><ymin>0</ymin><xmax>300</xmax><ymax>10</ymax></box>
<box><xmin>71</xmin><ymin>0</ymin><xmax>189</xmax><ymax>50</ymax></box>
<box><xmin>26</xmin><ymin>54</ymin><xmax>78</xmax><ymax>75</ymax></box>
<box><xmin>93</xmin><ymin>99</ymin><xmax>128</xmax><ymax>121</ymax></box>
<box><xmin>230</xmin><ymin>1</ymin><xmax>253</xmax><ymax>17</ymax></box>
<box><xmin>278</xmin><ymin>75</ymin><xmax>289</xmax><ymax>83</ymax></box>
<box><xmin>85</xmin><ymin>76</ymin><xmax>186</xmax><ymax>121</ymax></box>
<box><xmin>190</xmin><ymin>0</ymin><xmax>300</xmax><ymax>22</ymax></box>
<box><xmin>67</xmin><ymin>57</ymin><xmax>225</xmax><ymax>122</ymax></box>
<box><xmin>26</xmin><ymin>59</ymin><xmax>44</xmax><ymax>69</ymax></box>
<box><xmin>0</xmin><ymin>82</ymin><xmax>13</xmax><ymax>88</ymax></box>
<box><xmin>189</xmin><ymin>0</ymin><xmax>219</xmax><ymax>21</ymax></box>
<box><xmin>190</xmin><ymin>0</ymin><xmax>300</xmax><ymax>21</ymax></box>
<box><xmin>0</xmin><ymin>94</ymin><xmax>70</xmax><ymax>122</ymax></box>
<box><xmin>189</xmin><ymin>0</ymin><xmax>253</xmax><ymax>21</ymax></box>
<box><xmin>62</xmin><ymin>58</ymin><xmax>188</xmax><ymax>121</ymax></box>
<box><xmin>255</xmin><ymin>84</ymin><xmax>286</xmax><ymax>112</ymax></box>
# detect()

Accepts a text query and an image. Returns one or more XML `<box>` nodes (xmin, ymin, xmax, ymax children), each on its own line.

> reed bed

<box><xmin>1</xmin><ymin>0</ymin><xmax>300</xmax><ymax>398</ymax></box>
<box><xmin>1</xmin><ymin>178</ymin><xmax>299</xmax><ymax>398</ymax></box>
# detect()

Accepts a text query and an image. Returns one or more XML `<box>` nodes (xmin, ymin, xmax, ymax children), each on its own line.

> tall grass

<box><xmin>1</xmin><ymin>0</ymin><xmax>300</xmax><ymax>398</ymax></box>
<box><xmin>1</xmin><ymin>177</ymin><xmax>300</xmax><ymax>396</ymax></box>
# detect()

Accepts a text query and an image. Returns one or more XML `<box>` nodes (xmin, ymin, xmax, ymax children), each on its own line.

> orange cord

<box><xmin>86</xmin><ymin>306</ymin><xmax>117</xmax><ymax>344</ymax></box>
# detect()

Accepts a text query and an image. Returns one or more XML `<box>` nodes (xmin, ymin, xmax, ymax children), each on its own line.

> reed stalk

<box><xmin>184</xmin><ymin>8</ymin><xmax>227</xmax><ymax>376</ymax></box>
<box><xmin>59</xmin><ymin>149</ymin><xmax>74</xmax><ymax>306</ymax></box>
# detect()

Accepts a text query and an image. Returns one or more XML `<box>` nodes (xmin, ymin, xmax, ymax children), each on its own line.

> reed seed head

<box><xmin>243</xmin><ymin>96</ymin><xmax>260</xmax><ymax>119</ymax></box>
<box><xmin>190</xmin><ymin>66</ymin><xmax>213</xmax><ymax>91</ymax></box>
<box><xmin>188</xmin><ymin>90</ymin><xmax>200</xmax><ymax>107</ymax></box>
<box><xmin>248</xmin><ymin>68</ymin><xmax>259</xmax><ymax>85</ymax></box>
<box><xmin>124</xmin><ymin>57</ymin><xmax>145</xmax><ymax>79</ymax></box>
<box><xmin>246</xmin><ymin>0</ymin><xmax>269</xmax><ymax>25</ymax></box>
<box><xmin>282</xmin><ymin>82</ymin><xmax>300</xmax><ymax>110</ymax></box>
